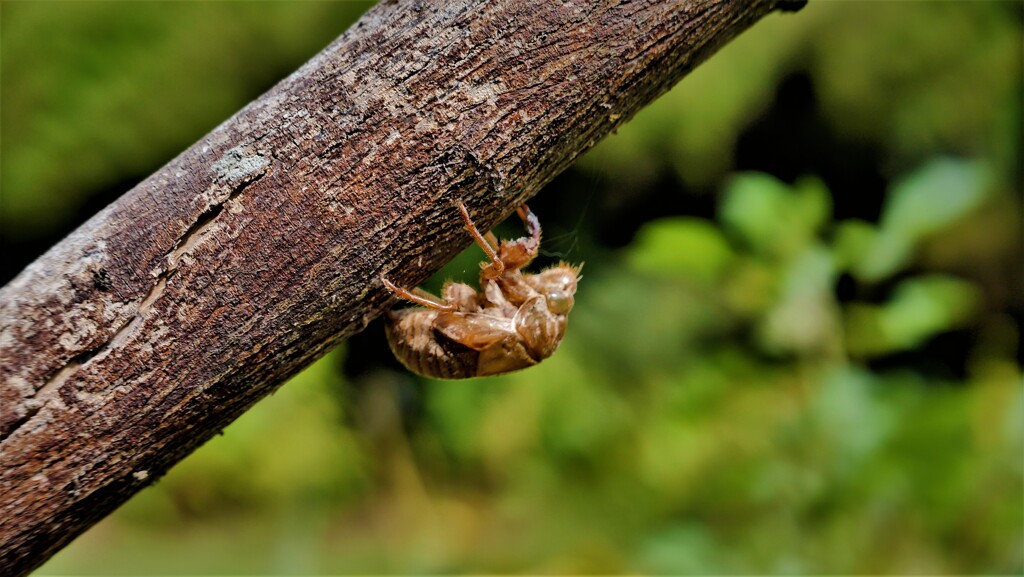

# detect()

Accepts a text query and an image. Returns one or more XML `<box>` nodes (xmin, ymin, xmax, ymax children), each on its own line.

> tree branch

<box><xmin>0</xmin><ymin>0</ymin><xmax>800</xmax><ymax>573</ymax></box>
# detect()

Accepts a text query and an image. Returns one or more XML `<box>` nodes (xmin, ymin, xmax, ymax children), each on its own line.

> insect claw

<box><xmin>381</xmin><ymin>275</ymin><xmax>399</xmax><ymax>293</ymax></box>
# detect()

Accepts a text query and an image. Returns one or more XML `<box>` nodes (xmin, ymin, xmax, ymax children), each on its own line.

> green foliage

<box><xmin>845</xmin><ymin>276</ymin><xmax>982</xmax><ymax>358</ymax></box>
<box><xmin>720</xmin><ymin>173</ymin><xmax>831</xmax><ymax>258</ymax></box>
<box><xmin>844</xmin><ymin>158</ymin><xmax>994</xmax><ymax>281</ymax></box>
<box><xmin>0</xmin><ymin>1</ymin><xmax>372</xmax><ymax>238</ymax></box>
<box><xmin>6</xmin><ymin>1</ymin><xmax>1019</xmax><ymax>575</ymax></box>
<box><xmin>626</xmin><ymin>217</ymin><xmax>735</xmax><ymax>285</ymax></box>
<box><xmin>806</xmin><ymin>3</ymin><xmax>1020</xmax><ymax>166</ymax></box>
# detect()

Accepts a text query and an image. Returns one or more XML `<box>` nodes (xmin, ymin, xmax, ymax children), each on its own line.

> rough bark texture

<box><xmin>0</xmin><ymin>0</ymin><xmax>801</xmax><ymax>573</ymax></box>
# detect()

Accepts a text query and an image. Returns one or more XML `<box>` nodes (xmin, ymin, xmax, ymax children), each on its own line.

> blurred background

<box><xmin>2</xmin><ymin>1</ymin><xmax>1021</xmax><ymax>574</ymax></box>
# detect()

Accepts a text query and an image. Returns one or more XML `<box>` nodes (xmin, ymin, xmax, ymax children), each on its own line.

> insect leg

<box><xmin>483</xmin><ymin>231</ymin><xmax>500</xmax><ymax>251</ymax></box>
<box><xmin>382</xmin><ymin>276</ymin><xmax>456</xmax><ymax>312</ymax></box>
<box><xmin>457</xmin><ymin>201</ymin><xmax>504</xmax><ymax>277</ymax></box>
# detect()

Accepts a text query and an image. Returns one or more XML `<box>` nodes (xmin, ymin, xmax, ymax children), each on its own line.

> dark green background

<box><xmin>2</xmin><ymin>1</ymin><xmax>1021</xmax><ymax>574</ymax></box>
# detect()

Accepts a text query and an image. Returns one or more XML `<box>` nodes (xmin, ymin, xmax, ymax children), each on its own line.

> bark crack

<box><xmin>0</xmin><ymin>171</ymin><xmax>267</xmax><ymax>445</ymax></box>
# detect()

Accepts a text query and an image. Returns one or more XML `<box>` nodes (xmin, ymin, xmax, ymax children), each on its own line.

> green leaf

<box><xmin>881</xmin><ymin>158</ymin><xmax>991</xmax><ymax>240</ymax></box>
<box><xmin>845</xmin><ymin>275</ymin><xmax>982</xmax><ymax>357</ymax></box>
<box><xmin>626</xmin><ymin>217</ymin><xmax>735</xmax><ymax>285</ymax></box>
<box><xmin>849</xmin><ymin>158</ymin><xmax>991</xmax><ymax>282</ymax></box>
<box><xmin>719</xmin><ymin>173</ymin><xmax>831</xmax><ymax>259</ymax></box>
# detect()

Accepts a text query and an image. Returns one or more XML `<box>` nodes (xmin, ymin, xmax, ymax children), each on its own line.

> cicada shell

<box><xmin>382</xmin><ymin>202</ymin><xmax>580</xmax><ymax>379</ymax></box>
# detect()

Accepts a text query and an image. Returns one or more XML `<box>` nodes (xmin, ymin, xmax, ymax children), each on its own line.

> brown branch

<box><xmin>0</xmin><ymin>0</ymin><xmax>802</xmax><ymax>573</ymax></box>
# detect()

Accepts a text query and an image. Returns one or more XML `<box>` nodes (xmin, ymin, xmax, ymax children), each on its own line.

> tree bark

<box><xmin>0</xmin><ymin>0</ymin><xmax>802</xmax><ymax>573</ymax></box>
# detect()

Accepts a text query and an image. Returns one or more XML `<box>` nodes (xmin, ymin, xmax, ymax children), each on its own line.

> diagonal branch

<box><xmin>0</xmin><ymin>0</ymin><xmax>803</xmax><ymax>574</ymax></box>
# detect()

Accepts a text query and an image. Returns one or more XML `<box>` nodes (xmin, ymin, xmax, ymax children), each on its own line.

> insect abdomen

<box><xmin>385</xmin><ymin>309</ymin><xmax>478</xmax><ymax>379</ymax></box>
